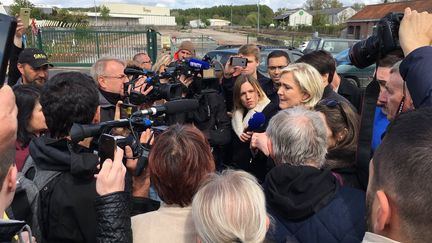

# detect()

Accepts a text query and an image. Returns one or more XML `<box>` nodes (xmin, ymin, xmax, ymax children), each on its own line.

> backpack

<box><xmin>7</xmin><ymin>156</ymin><xmax>62</xmax><ymax>243</ymax></box>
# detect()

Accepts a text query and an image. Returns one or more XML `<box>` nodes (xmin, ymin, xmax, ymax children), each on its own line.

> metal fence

<box><xmin>36</xmin><ymin>29</ymin><xmax>152</xmax><ymax>66</ymax></box>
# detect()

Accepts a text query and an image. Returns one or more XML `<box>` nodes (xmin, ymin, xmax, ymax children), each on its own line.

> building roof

<box><xmin>348</xmin><ymin>0</ymin><xmax>432</xmax><ymax>22</ymax></box>
<box><xmin>311</xmin><ymin>7</ymin><xmax>353</xmax><ymax>16</ymax></box>
<box><xmin>274</xmin><ymin>9</ymin><xmax>310</xmax><ymax>20</ymax></box>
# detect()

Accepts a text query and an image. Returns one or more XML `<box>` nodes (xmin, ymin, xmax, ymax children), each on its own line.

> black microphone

<box><xmin>124</xmin><ymin>68</ymin><xmax>153</xmax><ymax>76</ymax></box>
<box><xmin>133</xmin><ymin>99</ymin><xmax>199</xmax><ymax>116</ymax></box>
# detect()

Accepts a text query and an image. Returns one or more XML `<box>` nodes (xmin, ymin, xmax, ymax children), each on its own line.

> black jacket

<box><xmin>7</xmin><ymin>44</ymin><xmax>23</xmax><ymax>87</ymax></box>
<box><xmin>95</xmin><ymin>192</ymin><xmax>132</xmax><ymax>243</ymax></box>
<box><xmin>264</xmin><ymin>165</ymin><xmax>366</xmax><ymax>243</ymax></box>
<box><xmin>99</xmin><ymin>90</ymin><xmax>117</xmax><ymax>122</ymax></box>
<box><xmin>192</xmin><ymin>89</ymin><xmax>231</xmax><ymax>146</ymax></box>
<box><xmin>337</xmin><ymin>78</ymin><xmax>362</xmax><ymax>113</ymax></box>
<box><xmin>322</xmin><ymin>85</ymin><xmax>357</xmax><ymax>113</ymax></box>
<box><xmin>0</xmin><ymin>219</ymin><xmax>28</xmax><ymax>243</ymax></box>
<box><xmin>230</xmin><ymin>102</ymin><xmax>279</xmax><ymax>182</ymax></box>
<box><xmin>29</xmin><ymin>136</ymin><xmax>99</xmax><ymax>243</ymax></box>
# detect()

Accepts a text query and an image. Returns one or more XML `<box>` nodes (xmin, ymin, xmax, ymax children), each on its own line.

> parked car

<box><xmin>335</xmin><ymin>48</ymin><xmax>376</xmax><ymax>88</ymax></box>
<box><xmin>298</xmin><ymin>41</ymin><xmax>309</xmax><ymax>52</ymax></box>
<box><xmin>204</xmin><ymin>46</ymin><xmax>303</xmax><ymax>78</ymax></box>
<box><xmin>304</xmin><ymin>38</ymin><xmax>360</xmax><ymax>57</ymax></box>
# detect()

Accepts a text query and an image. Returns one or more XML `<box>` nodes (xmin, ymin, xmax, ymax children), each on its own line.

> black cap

<box><xmin>18</xmin><ymin>48</ymin><xmax>53</xmax><ymax>68</ymax></box>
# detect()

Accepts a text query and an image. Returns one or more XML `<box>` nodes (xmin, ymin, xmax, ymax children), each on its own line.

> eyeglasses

<box><xmin>140</xmin><ymin>60</ymin><xmax>152</xmax><ymax>64</ymax></box>
<box><xmin>318</xmin><ymin>99</ymin><xmax>348</xmax><ymax>125</ymax></box>
<box><xmin>102</xmin><ymin>74</ymin><xmax>128</xmax><ymax>80</ymax></box>
<box><xmin>268</xmin><ymin>65</ymin><xmax>287</xmax><ymax>71</ymax></box>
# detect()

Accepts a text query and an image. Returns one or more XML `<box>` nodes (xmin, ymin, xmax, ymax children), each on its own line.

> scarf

<box><xmin>232</xmin><ymin>97</ymin><xmax>270</xmax><ymax>138</ymax></box>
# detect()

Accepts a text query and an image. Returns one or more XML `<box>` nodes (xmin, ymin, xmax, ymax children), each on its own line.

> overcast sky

<box><xmin>2</xmin><ymin>0</ymin><xmax>382</xmax><ymax>11</ymax></box>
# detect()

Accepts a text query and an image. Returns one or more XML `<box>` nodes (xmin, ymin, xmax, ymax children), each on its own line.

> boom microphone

<box><xmin>132</xmin><ymin>99</ymin><xmax>199</xmax><ymax>116</ymax></box>
<box><xmin>245</xmin><ymin>112</ymin><xmax>266</xmax><ymax>132</ymax></box>
<box><xmin>124</xmin><ymin>68</ymin><xmax>153</xmax><ymax>76</ymax></box>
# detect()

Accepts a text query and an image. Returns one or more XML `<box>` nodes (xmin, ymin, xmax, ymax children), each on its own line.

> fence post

<box><xmin>247</xmin><ymin>34</ymin><xmax>249</xmax><ymax>44</ymax></box>
<box><xmin>95</xmin><ymin>31</ymin><xmax>100</xmax><ymax>58</ymax></box>
<box><xmin>201</xmin><ymin>34</ymin><xmax>204</xmax><ymax>57</ymax></box>
<box><xmin>37</xmin><ymin>29</ymin><xmax>43</xmax><ymax>50</ymax></box>
<box><xmin>147</xmin><ymin>29</ymin><xmax>158</xmax><ymax>62</ymax></box>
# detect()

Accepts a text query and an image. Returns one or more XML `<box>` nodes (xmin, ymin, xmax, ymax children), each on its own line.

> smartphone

<box><xmin>19</xmin><ymin>8</ymin><xmax>31</xmax><ymax>28</ymax></box>
<box><xmin>230</xmin><ymin>57</ymin><xmax>248</xmax><ymax>67</ymax></box>
<box><xmin>98</xmin><ymin>134</ymin><xmax>117</xmax><ymax>164</ymax></box>
<box><xmin>0</xmin><ymin>14</ymin><xmax>17</xmax><ymax>87</ymax></box>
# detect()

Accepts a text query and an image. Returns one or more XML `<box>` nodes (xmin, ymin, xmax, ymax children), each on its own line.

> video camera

<box><xmin>123</xmin><ymin>68</ymin><xmax>183</xmax><ymax>105</ymax></box>
<box><xmin>70</xmin><ymin>99</ymin><xmax>199</xmax><ymax>175</ymax></box>
<box><xmin>349</xmin><ymin>12</ymin><xmax>404</xmax><ymax>68</ymax></box>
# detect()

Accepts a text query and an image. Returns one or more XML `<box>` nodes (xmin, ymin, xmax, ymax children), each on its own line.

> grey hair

<box><xmin>192</xmin><ymin>170</ymin><xmax>268</xmax><ymax>243</ymax></box>
<box><xmin>90</xmin><ymin>57</ymin><xmax>126</xmax><ymax>85</ymax></box>
<box><xmin>266</xmin><ymin>106</ymin><xmax>327</xmax><ymax>168</ymax></box>
<box><xmin>390</xmin><ymin>60</ymin><xmax>402</xmax><ymax>75</ymax></box>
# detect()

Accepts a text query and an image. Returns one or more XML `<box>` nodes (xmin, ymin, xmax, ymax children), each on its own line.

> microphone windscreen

<box><xmin>247</xmin><ymin>112</ymin><xmax>266</xmax><ymax>131</ymax></box>
<box><xmin>188</xmin><ymin>58</ymin><xmax>211</xmax><ymax>70</ymax></box>
<box><xmin>164</xmin><ymin>99</ymin><xmax>199</xmax><ymax>114</ymax></box>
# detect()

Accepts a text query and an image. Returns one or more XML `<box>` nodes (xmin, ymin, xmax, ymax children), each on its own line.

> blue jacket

<box><xmin>264</xmin><ymin>165</ymin><xmax>366</xmax><ymax>243</ymax></box>
<box><xmin>400</xmin><ymin>46</ymin><xmax>432</xmax><ymax>108</ymax></box>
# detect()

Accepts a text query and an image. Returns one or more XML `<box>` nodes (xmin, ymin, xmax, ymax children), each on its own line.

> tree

<box><xmin>245</xmin><ymin>12</ymin><xmax>257</xmax><ymax>27</ymax></box>
<box><xmin>10</xmin><ymin>0</ymin><xmax>34</xmax><ymax>16</ymax></box>
<box><xmin>304</xmin><ymin>0</ymin><xmax>343</xmax><ymax>10</ymax></box>
<box><xmin>352</xmin><ymin>3</ymin><xmax>366</xmax><ymax>11</ymax></box>
<box><xmin>99</xmin><ymin>5</ymin><xmax>110</xmax><ymax>21</ymax></box>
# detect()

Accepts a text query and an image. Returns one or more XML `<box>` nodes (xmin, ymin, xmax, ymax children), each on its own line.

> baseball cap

<box><xmin>18</xmin><ymin>48</ymin><xmax>53</xmax><ymax>68</ymax></box>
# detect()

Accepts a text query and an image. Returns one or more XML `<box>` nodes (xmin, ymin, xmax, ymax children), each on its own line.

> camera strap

<box><xmin>356</xmin><ymin>69</ymin><xmax>379</xmax><ymax>190</ymax></box>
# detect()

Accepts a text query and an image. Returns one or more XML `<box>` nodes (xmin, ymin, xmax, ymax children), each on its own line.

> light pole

<box><xmin>94</xmin><ymin>0</ymin><xmax>98</xmax><ymax>27</ymax></box>
<box><xmin>230</xmin><ymin>4</ymin><xmax>233</xmax><ymax>32</ymax></box>
<box><xmin>257</xmin><ymin>0</ymin><xmax>260</xmax><ymax>35</ymax></box>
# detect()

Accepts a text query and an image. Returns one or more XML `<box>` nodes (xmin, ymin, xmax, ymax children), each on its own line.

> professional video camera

<box><xmin>349</xmin><ymin>12</ymin><xmax>404</xmax><ymax>68</ymax></box>
<box><xmin>70</xmin><ymin>99</ymin><xmax>199</xmax><ymax>175</ymax></box>
<box><xmin>123</xmin><ymin>68</ymin><xmax>183</xmax><ymax>105</ymax></box>
<box><xmin>165</xmin><ymin>58</ymin><xmax>211</xmax><ymax>78</ymax></box>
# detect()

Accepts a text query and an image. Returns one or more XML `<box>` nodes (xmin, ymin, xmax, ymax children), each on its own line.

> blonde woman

<box><xmin>230</xmin><ymin>74</ymin><xmax>278</xmax><ymax>182</ymax></box>
<box><xmin>276</xmin><ymin>63</ymin><xmax>324</xmax><ymax>109</ymax></box>
<box><xmin>250</xmin><ymin>63</ymin><xmax>324</xmax><ymax>161</ymax></box>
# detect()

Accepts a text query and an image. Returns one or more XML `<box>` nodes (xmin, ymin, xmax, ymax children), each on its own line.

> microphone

<box><xmin>124</xmin><ymin>68</ymin><xmax>154</xmax><ymax>76</ymax></box>
<box><xmin>187</xmin><ymin>58</ymin><xmax>211</xmax><ymax>70</ymax></box>
<box><xmin>133</xmin><ymin>99</ymin><xmax>199</xmax><ymax>116</ymax></box>
<box><xmin>245</xmin><ymin>112</ymin><xmax>266</xmax><ymax>132</ymax></box>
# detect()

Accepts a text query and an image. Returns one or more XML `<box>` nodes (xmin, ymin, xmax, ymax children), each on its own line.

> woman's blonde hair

<box><xmin>152</xmin><ymin>53</ymin><xmax>172</xmax><ymax>73</ymax></box>
<box><xmin>232</xmin><ymin>74</ymin><xmax>268</xmax><ymax>111</ymax></box>
<box><xmin>192</xmin><ymin>170</ymin><xmax>268</xmax><ymax>243</ymax></box>
<box><xmin>280</xmin><ymin>63</ymin><xmax>324</xmax><ymax>108</ymax></box>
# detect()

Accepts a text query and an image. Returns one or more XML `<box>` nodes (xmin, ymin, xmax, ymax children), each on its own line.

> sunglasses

<box><xmin>318</xmin><ymin>99</ymin><xmax>348</xmax><ymax>125</ymax></box>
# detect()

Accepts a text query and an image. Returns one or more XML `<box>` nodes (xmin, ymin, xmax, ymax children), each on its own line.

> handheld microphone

<box><xmin>187</xmin><ymin>58</ymin><xmax>211</xmax><ymax>70</ymax></box>
<box><xmin>132</xmin><ymin>99</ymin><xmax>199</xmax><ymax>116</ymax></box>
<box><xmin>245</xmin><ymin>112</ymin><xmax>266</xmax><ymax>132</ymax></box>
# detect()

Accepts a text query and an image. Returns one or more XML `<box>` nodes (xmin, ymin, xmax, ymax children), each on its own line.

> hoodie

<box><xmin>264</xmin><ymin>164</ymin><xmax>366</xmax><ymax>243</ymax></box>
<box><xmin>28</xmin><ymin>136</ymin><xmax>99</xmax><ymax>243</ymax></box>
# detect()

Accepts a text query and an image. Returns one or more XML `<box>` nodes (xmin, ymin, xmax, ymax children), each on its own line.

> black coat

<box><xmin>230</xmin><ymin>102</ymin><xmax>279</xmax><ymax>182</ymax></box>
<box><xmin>29</xmin><ymin>137</ymin><xmax>99</xmax><ymax>243</ymax></box>
<box><xmin>337</xmin><ymin>78</ymin><xmax>362</xmax><ymax>113</ymax></box>
<box><xmin>95</xmin><ymin>192</ymin><xmax>132</xmax><ymax>243</ymax></box>
<box><xmin>322</xmin><ymin>85</ymin><xmax>357</xmax><ymax>113</ymax></box>
<box><xmin>264</xmin><ymin>165</ymin><xmax>366</xmax><ymax>243</ymax></box>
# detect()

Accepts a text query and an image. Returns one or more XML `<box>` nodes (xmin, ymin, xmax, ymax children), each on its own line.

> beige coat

<box><xmin>132</xmin><ymin>204</ymin><xmax>196</xmax><ymax>243</ymax></box>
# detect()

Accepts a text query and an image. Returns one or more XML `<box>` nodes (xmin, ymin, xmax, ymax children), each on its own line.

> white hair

<box><xmin>266</xmin><ymin>106</ymin><xmax>327</xmax><ymax>167</ymax></box>
<box><xmin>192</xmin><ymin>170</ymin><xmax>268</xmax><ymax>243</ymax></box>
